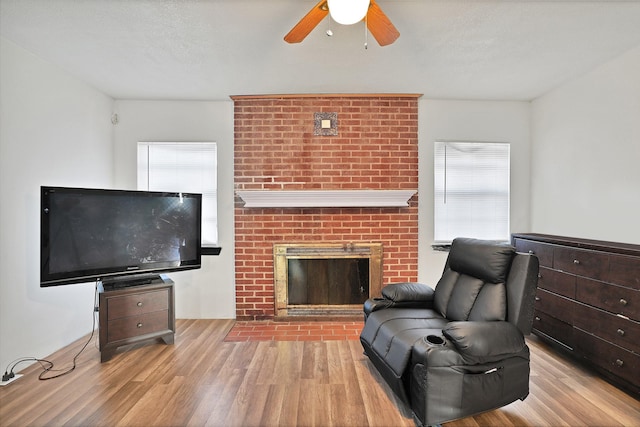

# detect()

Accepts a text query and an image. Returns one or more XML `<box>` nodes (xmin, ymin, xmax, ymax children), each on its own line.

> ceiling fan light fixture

<box><xmin>327</xmin><ymin>0</ymin><xmax>370</xmax><ymax>25</ymax></box>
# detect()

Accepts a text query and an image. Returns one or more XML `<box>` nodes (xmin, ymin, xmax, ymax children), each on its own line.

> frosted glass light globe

<box><xmin>327</xmin><ymin>0</ymin><xmax>370</xmax><ymax>25</ymax></box>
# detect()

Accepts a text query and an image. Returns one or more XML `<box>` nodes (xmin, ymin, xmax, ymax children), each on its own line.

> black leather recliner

<box><xmin>360</xmin><ymin>237</ymin><xmax>539</xmax><ymax>426</ymax></box>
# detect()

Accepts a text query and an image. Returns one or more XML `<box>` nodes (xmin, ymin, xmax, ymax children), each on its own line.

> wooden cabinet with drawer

<box><xmin>98</xmin><ymin>275</ymin><xmax>175</xmax><ymax>362</ymax></box>
<box><xmin>512</xmin><ymin>233</ymin><xmax>640</xmax><ymax>397</ymax></box>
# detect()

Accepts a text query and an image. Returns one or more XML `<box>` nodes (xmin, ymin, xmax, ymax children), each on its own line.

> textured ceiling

<box><xmin>2</xmin><ymin>0</ymin><xmax>640</xmax><ymax>101</ymax></box>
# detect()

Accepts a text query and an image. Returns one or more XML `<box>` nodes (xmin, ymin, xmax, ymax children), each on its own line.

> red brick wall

<box><xmin>233</xmin><ymin>95</ymin><xmax>419</xmax><ymax>320</ymax></box>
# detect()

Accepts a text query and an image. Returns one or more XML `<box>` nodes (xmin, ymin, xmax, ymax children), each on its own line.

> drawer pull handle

<box><xmin>620</xmin><ymin>298</ymin><xmax>628</xmax><ymax>306</ymax></box>
<box><xmin>528</xmin><ymin>250</ymin><xmax>534</xmax><ymax>255</ymax></box>
<box><xmin>617</xmin><ymin>329</ymin><xmax>625</xmax><ymax>336</ymax></box>
<box><xmin>573</xmin><ymin>259</ymin><xmax>580</xmax><ymax>265</ymax></box>
<box><xmin>137</xmin><ymin>302</ymin><xmax>143</xmax><ymax>307</ymax></box>
<box><xmin>535</xmin><ymin>297</ymin><xmax>541</xmax><ymax>301</ymax></box>
<box><xmin>615</xmin><ymin>359</ymin><xmax>624</xmax><ymax>367</ymax></box>
<box><xmin>535</xmin><ymin>316</ymin><xmax>541</xmax><ymax>321</ymax></box>
<box><xmin>137</xmin><ymin>322</ymin><xmax>143</xmax><ymax>328</ymax></box>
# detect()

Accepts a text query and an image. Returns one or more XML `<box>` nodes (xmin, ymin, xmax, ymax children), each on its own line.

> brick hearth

<box><xmin>223</xmin><ymin>321</ymin><xmax>364</xmax><ymax>342</ymax></box>
<box><xmin>232</xmin><ymin>94</ymin><xmax>420</xmax><ymax>320</ymax></box>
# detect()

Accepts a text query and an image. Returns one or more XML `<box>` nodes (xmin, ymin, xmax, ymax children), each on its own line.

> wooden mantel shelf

<box><xmin>236</xmin><ymin>190</ymin><xmax>417</xmax><ymax>208</ymax></box>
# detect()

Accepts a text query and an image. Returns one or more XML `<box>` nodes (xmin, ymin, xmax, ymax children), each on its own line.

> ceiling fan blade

<box><xmin>367</xmin><ymin>0</ymin><xmax>400</xmax><ymax>46</ymax></box>
<box><xmin>284</xmin><ymin>0</ymin><xmax>329</xmax><ymax>44</ymax></box>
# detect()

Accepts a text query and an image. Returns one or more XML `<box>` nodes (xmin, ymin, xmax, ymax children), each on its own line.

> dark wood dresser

<box><xmin>98</xmin><ymin>275</ymin><xmax>175</xmax><ymax>362</ymax></box>
<box><xmin>511</xmin><ymin>233</ymin><xmax>639</xmax><ymax>396</ymax></box>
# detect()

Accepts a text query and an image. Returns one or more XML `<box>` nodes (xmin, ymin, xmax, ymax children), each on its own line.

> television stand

<box><xmin>98</xmin><ymin>275</ymin><xmax>175</xmax><ymax>362</ymax></box>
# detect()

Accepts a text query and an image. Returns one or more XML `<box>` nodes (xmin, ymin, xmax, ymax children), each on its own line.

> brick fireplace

<box><xmin>233</xmin><ymin>94</ymin><xmax>420</xmax><ymax>320</ymax></box>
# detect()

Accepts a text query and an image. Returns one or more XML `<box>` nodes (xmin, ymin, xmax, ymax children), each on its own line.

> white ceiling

<box><xmin>2</xmin><ymin>0</ymin><xmax>640</xmax><ymax>101</ymax></box>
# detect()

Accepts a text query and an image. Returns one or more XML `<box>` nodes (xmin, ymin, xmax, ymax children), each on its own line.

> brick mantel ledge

<box><xmin>236</xmin><ymin>189</ymin><xmax>417</xmax><ymax>208</ymax></box>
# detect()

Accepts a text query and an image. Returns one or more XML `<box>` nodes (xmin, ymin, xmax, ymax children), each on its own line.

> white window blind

<box><xmin>138</xmin><ymin>142</ymin><xmax>218</xmax><ymax>246</ymax></box>
<box><xmin>434</xmin><ymin>141</ymin><xmax>510</xmax><ymax>243</ymax></box>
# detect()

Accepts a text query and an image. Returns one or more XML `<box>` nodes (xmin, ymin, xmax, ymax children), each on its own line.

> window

<box><xmin>434</xmin><ymin>141</ymin><xmax>510</xmax><ymax>244</ymax></box>
<box><xmin>138</xmin><ymin>142</ymin><xmax>218</xmax><ymax>247</ymax></box>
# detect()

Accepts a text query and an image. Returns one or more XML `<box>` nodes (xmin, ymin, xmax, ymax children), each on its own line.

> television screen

<box><xmin>41</xmin><ymin>186</ymin><xmax>202</xmax><ymax>287</ymax></box>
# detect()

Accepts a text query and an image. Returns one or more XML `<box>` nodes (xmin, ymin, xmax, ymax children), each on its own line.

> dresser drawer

<box><xmin>514</xmin><ymin>239</ymin><xmax>553</xmax><ymax>268</ymax></box>
<box><xmin>106</xmin><ymin>288</ymin><xmax>169</xmax><ymax>320</ymax></box>
<box><xmin>535</xmin><ymin>288</ymin><xmax>574</xmax><ymax>324</ymax></box>
<box><xmin>538</xmin><ymin>267</ymin><xmax>576</xmax><ymax>299</ymax></box>
<box><xmin>573</xmin><ymin>301</ymin><xmax>640</xmax><ymax>354</ymax></box>
<box><xmin>106</xmin><ymin>309</ymin><xmax>170</xmax><ymax>342</ymax></box>
<box><xmin>553</xmin><ymin>247</ymin><xmax>609</xmax><ymax>280</ymax></box>
<box><xmin>609</xmin><ymin>254</ymin><xmax>640</xmax><ymax>290</ymax></box>
<box><xmin>573</xmin><ymin>328</ymin><xmax>640</xmax><ymax>387</ymax></box>
<box><xmin>532</xmin><ymin>311</ymin><xmax>574</xmax><ymax>349</ymax></box>
<box><xmin>576</xmin><ymin>276</ymin><xmax>639</xmax><ymax>321</ymax></box>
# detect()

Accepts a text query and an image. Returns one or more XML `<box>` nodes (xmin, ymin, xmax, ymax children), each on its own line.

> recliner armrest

<box><xmin>382</xmin><ymin>282</ymin><xmax>435</xmax><ymax>303</ymax></box>
<box><xmin>363</xmin><ymin>297</ymin><xmax>393</xmax><ymax>317</ymax></box>
<box><xmin>363</xmin><ymin>282</ymin><xmax>434</xmax><ymax>319</ymax></box>
<box><xmin>442</xmin><ymin>321</ymin><xmax>525</xmax><ymax>363</ymax></box>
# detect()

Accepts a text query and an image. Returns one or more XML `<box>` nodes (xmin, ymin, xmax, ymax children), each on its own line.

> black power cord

<box><xmin>2</xmin><ymin>282</ymin><xmax>99</xmax><ymax>382</ymax></box>
<box><xmin>3</xmin><ymin>357</ymin><xmax>54</xmax><ymax>381</ymax></box>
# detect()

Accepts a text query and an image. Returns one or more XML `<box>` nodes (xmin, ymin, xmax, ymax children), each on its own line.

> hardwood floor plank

<box><xmin>194</xmin><ymin>343</ymin><xmax>236</xmax><ymax>387</ymax></box>
<box><xmin>69</xmin><ymin>381</ymin><xmax>147</xmax><ymax>427</ymax></box>
<box><xmin>130</xmin><ymin>376</ymin><xmax>191</xmax><ymax>426</ymax></box>
<box><xmin>297</xmin><ymin>381</ymin><xmax>332</xmax><ymax>426</ymax></box>
<box><xmin>202</xmin><ymin>366</ymin><xmax>247</xmax><ymax>426</ymax></box>
<box><xmin>1</xmin><ymin>320</ymin><xmax>638</xmax><ymax>427</ymax></box>
<box><xmin>497</xmin><ymin>394</ymin><xmax>551</xmax><ymax>427</ymax></box>
<box><xmin>271</xmin><ymin>341</ymin><xmax>304</xmax><ymax>385</ymax></box>
<box><xmin>277</xmin><ymin>382</ymin><xmax>302</xmax><ymax>426</ymax></box>
<box><xmin>184</xmin><ymin>383</ymin><xmax>226</xmax><ymax>426</ymax></box>
<box><xmin>301</xmin><ymin>341</ymin><xmax>330</xmax><ymax>383</ymax></box>
<box><xmin>330</xmin><ymin>342</ymin><xmax>369</xmax><ymax>426</ymax></box>
<box><xmin>559</xmin><ymin>375</ymin><xmax>640</xmax><ymax>426</ymax></box>
<box><xmin>228</xmin><ymin>383</ymin><xmax>271</xmax><ymax>427</ymax></box>
<box><xmin>349</xmin><ymin>341</ymin><xmax>415</xmax><ymax>427</ymax></box>
<box><xmin>260</xmin><ymin>384</ymin><xmax>288</xmax><ymax>426</ymax></box>
<box><xmin>221</xmin><ymin>344</ymin><xmax>279</xmax><ymax>427</ymax></box>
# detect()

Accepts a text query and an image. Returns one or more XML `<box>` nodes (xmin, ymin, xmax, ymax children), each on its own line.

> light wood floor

<box><xmin>1</xmin><ymin>319</ymin><xmax>638</xmax><ymax>427</ymax></box>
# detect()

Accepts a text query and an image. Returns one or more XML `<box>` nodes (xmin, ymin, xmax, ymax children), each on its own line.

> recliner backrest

<box><xmin>434</xmin><ymin>238</ymin><xmax>515</xmax><ymax>321</ymax></box>
<box><xmin>505</xmin><ymin>252</ymin><xmax>539</xmax><ymax>334</ymax></box>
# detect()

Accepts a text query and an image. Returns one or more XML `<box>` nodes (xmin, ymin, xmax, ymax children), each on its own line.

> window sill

<box><xmin>202</xmin><ymin>247</ymin><xmax>222</xmax><ymax>256</ymax></box>
<box><xmin>431</xmin><ymin>244</ymin><xmax>452</xmax><ymax>252</ymax></box>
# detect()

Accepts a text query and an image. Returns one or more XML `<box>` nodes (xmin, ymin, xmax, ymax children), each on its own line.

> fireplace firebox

<box><xmin>274</xmin><ymin>243</ymin><xmax>383</xmax><ymax>318</ymax></box>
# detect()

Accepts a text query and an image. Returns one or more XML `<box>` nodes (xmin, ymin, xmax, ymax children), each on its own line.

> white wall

<box><xmin>531</xmin><ymin>46</ymin><xmax>640</xmax><ymax>244</ymax></box>
<box><xmin>0</xmin><ymin>38</ymin><xmax>114</xmax><ymax>370</ymax></box>
<box><xmin>417</xmin><ymin>100</ymin><xmax>532</xmax><ymax>285</ymax></box>
<box><xmin>112</xmin><ymin>100</ymin><xmax>236</xmax><ymax>318</ymax></box>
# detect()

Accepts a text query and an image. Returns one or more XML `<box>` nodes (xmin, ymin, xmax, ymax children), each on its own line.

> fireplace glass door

<box><xmin>287</xmin><ymin>258</ymin><xmax>369</xmax><ymax>306</ymax></box>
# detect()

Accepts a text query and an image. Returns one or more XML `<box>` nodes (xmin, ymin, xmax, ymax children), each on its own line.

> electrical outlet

<box><xmin>0</xmin><ymin>374</ymin><xmax>23</xmax><ymax>386</ymax></box>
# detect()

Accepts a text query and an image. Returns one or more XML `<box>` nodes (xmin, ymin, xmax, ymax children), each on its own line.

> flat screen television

<box><xmin>40</xmin><ymin>186</ymin><xmax>202</xmax><ymax>287</ymax></box>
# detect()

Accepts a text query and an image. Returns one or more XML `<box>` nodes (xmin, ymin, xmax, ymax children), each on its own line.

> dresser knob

<box><xmin>535</xmin><ymin>316</ymin><xmax>541</xmax><ymax>321</ymax></box>
<box><xmin>620</xmin><ymin>298</ymin><xmax>628</xmax><ymax>306</ymax></box>
<box><xmin>615</xmin><ymin>359</ymin><xmax>624</xmax><ymax>367</ymax></box>
<box><xmin>137</xmin><ymin>322</ymin><xmax>143</xmax><ymax>328</ymax></box>
<box><xmin>617</xmin><ymin>329</ymin><xmax>625</xmax><ymax>336</ymax></box>
<box><xmin>137</xmin><ymin>302</ymin><xmax>143</xmax><ymax>307</ymax></box>
<box><xmin>535</xmin><ymin>297</ymin><xmax>541</xmax><ymax>301</ymax></box>
<box><xmin>528</xmin><ymin>250</ymin><xmax>534</xmax><ymax>255</ymax></box>
<box><xmin>573</xmin><ymin>259</ymin><xmax>580</xmax><ymax>264</ymax></box>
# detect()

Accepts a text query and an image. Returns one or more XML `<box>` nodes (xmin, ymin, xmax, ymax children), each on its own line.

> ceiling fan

<box><xmin>284</xmin><ymin>0</ymin><xmax>400</xmax><ymax>46</ymax></box>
